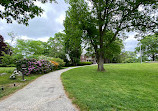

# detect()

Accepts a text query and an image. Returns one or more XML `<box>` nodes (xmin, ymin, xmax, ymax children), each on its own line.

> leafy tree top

<box><xmin>0</xmin><ymin>0</ymin><xmax>55</xmax><ymax>25</ymax></box>
<box><xmin>135</xmin><ymin>33</ymin><xmax>158</xmax><ymax>59</ymax></box>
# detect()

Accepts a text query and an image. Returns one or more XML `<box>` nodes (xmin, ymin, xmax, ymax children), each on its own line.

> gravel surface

<box><xmin>0</xmin><ymin>67</ymin><xmax>78</xmax><ymax>111</ymax></box>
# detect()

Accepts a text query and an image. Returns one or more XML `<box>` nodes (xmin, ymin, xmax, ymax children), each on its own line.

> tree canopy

<box><xmin>47</xmin><ymin>32</ymin><xmax>66</xmax><ymax>59</ymax></box>
<box><xmin>14</xmin><ymin>39</ymin><xmax>45</xmax><ymax>56</ymax></box>
<box><xmin>65</xmin><ymin>0</ymin><xmax>158</xmax><ymax>71</ymax></box>
<box><xmin>0</xmin><ymin>0</ymin><xmax>55</xmax><ymax>25</ymax></box>
<box><xmin>64</xmin><ymin>3</ymin><xmax>83</xmax><ymax>65</ymax></box>
<box><xmin>135</xmin><ymin>33</ymin><xmax>158</xmax><ymax>61</ymax></box>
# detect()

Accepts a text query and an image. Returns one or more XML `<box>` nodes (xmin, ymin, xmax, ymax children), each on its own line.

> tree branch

<box><xmin>105</xmin><ymin>2</ymin><xmax>142</xmax><ymax>48</ymax></box>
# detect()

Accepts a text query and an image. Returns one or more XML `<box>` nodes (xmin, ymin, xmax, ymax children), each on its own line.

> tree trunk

<box><xmin>152</xmin><ymin>54</ymin><xmax>155</xmax><ymax>61</ymax></box>
<box><xmin>97</xmin><ymin>1</ymin><xmax>105</xmax><ymax>72</ymax></box>
<box><xmin>97</xmin><ymin>54</ymin><xmax>105</xmax><ymax>71</ymax></box>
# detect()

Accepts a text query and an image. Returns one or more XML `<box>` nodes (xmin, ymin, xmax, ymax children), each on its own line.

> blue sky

<box><xmin>0</xmin><ymin>1</ymin><xmax>139</xmax><ymax>52</ymax></box>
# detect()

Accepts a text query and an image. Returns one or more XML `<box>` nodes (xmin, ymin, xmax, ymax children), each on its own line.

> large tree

<box><xmin>135</xmin><ymin>33</ymin><xmax>158</xmax><ymax>61</ymax></box>
<box><xmin>0</xmin><ymin>0</ymin><xmax>55</xmax><ymax>25</ymax></box>
<box><xmin>65</xmin><ymin>0</ymin><xmax>158</xmax><ymax>71</ymax></box>
<box><xmin>64</xmin><ymin>4</ymin><xmax>82</xmax><ymax>66</ymax></box>
<box><xmin>14</xmin><ymin>39</ymin><xmax>45</xmax><ymax>56</ymax></box>
<box><xmin>47</xmin><ymin>32</ymin><xmax>66</xmax><ymax>59</ymax></box>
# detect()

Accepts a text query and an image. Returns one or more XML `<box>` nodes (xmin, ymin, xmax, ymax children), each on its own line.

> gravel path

<box><xmin>0</xmin><ymin>67</ymin><xmax>78</xmax><ymax>111</ymax></box>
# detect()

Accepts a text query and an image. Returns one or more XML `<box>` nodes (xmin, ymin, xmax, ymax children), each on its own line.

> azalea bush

<box><xmin>38</xmin><ymin>55</ymin><xmax>65</xmax><ymax>67</ymax></box>
<box><xmin>50</xmin><ymin>61</ymin><xmax>59</xmax><ymax>69</ymax></box>
<box><xmin>16</xmin><ymin>58</ymin><xmax>54</xmax><ymax>75</ymax></box>
<box><xmin>48</xmin><ymin>58</ymin><xmax>65</xmax><ymax>68</ymax></box>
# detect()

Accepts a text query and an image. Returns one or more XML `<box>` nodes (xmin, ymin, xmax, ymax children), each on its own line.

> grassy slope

<box><xmin>61</xmin><ymin>63</ymin><xmax>158</xmax><ymax>111</ymax></box>
<box><xmin>0</xmin><ymin>67</ymin><xmax>42</xmax><ymax>100</ymax></box>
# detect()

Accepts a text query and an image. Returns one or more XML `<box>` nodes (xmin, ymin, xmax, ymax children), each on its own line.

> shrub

<box><xmin>77</xmin><ymin>62</ymin><xmax>92</xmax><ymax>66</ymax></box>
<box><xmin>0</xmin><ymin>53</ymin><xmax>23</xmax><ymax>67</ymax></box>
<box><xmin>7</xmin><ymin>64</ymin><xmax>16</xmax><ymax>67</ymax></box>
<box><xmin>50</xmin><ymin>61</ymin><xmax>59</xmax><ymax>69</ymax></box>
<box><xmin>48</xmin><ymin>58</ymin><xmax>65</xmax><ymax>67</ymax></box>
<box><xmin>16</xmin><ymin>58</ymin><xmax>54</xmax><ymax>75</ymax></box>
<box><xmin>64</xmin><ymin>61</ymin><xmax>73</xmax><ymax>67</ymax></box>
<box><xmin>38</xmin><ymin>55</ymin><xmax>65</xmax><ymax>67</ymax></box>
<box><xmin>38</xmin><ymin>55</ymin><xmax>48</xmax><ymax>60</ymax></box>
<box><xmin>1</xmin><ymin>53</ymin><xmax>14</xmax><ymax>66</ymax></box>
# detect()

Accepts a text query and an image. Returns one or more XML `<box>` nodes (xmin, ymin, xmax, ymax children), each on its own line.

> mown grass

<box><xmin>61</xmin><ymin>63</ymin><xmax>158</xmax><ymax>111</ymax></box>
<box><xmin>0</xmin><ymin>67</ymin><xmax>42</xmax><ymax>100</ymax></box>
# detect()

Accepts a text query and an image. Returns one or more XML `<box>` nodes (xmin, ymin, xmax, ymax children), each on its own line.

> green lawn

<box><xmin>0</xmin><ymin>67</ymin><xmax>42</xmax><ymax>100</ymax></box>
<box><xmin>61</xmin><ymin>63</ymin><xmax>158</xmax><ymax>111</ymax></box>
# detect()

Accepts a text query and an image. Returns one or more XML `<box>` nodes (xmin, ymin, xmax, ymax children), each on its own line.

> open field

<box><xmin>0</xmin><ymin>67</ymin><xmax>42</xmax><ymax>100</ymax></box>
<box><xmin>61</xmin><ymin>63</ymin><xmax>158</xmax><ymax>111</ymax></box>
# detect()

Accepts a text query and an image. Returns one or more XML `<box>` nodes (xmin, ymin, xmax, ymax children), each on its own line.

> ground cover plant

<box><xmin>61</xmin><ymin>63</ymin><xmax>158</xmax><ymax>111</ymax></box>
<box><xmin>0</xmin><ymin>67</ymin><xmax>43</xmax><ymax>100</ymax></box>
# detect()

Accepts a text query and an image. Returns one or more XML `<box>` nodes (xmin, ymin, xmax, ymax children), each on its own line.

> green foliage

<box><xmin>135</xmin><ymin>33</ymin><xmax>158</xmax><ymax>61</ymax></box>
<box><xmin>47</xmin><ymin>32</ymin><xmax>66</xmax><ymax>59</ymax></box>
<box><xmin>12</xmin><ymin>54</ymin><xmax>24</xmax><ymax>63</ymax></box>
<box><xmin>38</xmin><ymin>55</ymin><xmax>48</xmax><ymax>60</ymax></box>
<box><xmin>26</xmin><ymin>55</ymin><xmax>39</xmax><ymax>60</ymax></box>
<box><xmin>61</xmin><ymin>63</ymin><xmax>158</xmax><ymax>110</ymax></box>
<box><xmin>14</xmin><ymin>34</ymin><xmax>67</xmax><ymax>62</ymax></box>
<box><xmin>0</xmin><ymin>0</ymin><xmax>55</xmax><ymax>25</ymax></box>
<box><xmin>64</xmin><ymin>2</ymin><xmax>83</xmax><ymax>66</ymax></box>
<box><xmin>64</xmin><ymin>28</ymin><xmax>82</xmax><ymax>66</ymax></box>
<box><xmin>5</xmin><ymin>33</ymin><xmax>68</xmax><ymax>66</ymax></box>
<box><xmin>77</xmin><ymin>62</ymin><xmax>92</xmax><ymax>66</ymax></box>
<box><xmin>105</xmin><ymin>38</ymin><xmax>124</xmax><ymax>61</ymax></box>
<box><xmin>121</xmin><ymin>51</ymin><xmax>139</xmax><ymax>63</ymax></box>
<box><xmin>1</xmin><ymin>52</ymin><xmax>14</xmax><ymax>66</ymax></box>
<box><xmin>123</xmin><ymin>58</ymin><xmax>138</xmax><ymax>63</ymax></box>
<box><xmin>86</xmin><ymin>36</ymin><xmax>124</xmax><ymax>63</ymax></box>
<box><xmin>14</xmin><ymin>39</ymin><xmax>45</xmax><ymax>56</ymax></box>
<box><xmin>48</xmin><ymin>58</ymin><xmax>65</xmax><ymax>67</ymax></box>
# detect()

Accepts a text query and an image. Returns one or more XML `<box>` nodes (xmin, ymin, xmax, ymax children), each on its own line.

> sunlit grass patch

<box><xmin>61</xmin><ymin>63</ymin><xmax>158</xmax><ymax>111</ymax></box>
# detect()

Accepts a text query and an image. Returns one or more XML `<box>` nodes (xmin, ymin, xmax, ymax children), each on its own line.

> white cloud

<box><xmin>124</xmin><ymin>32</ymin><xmax>139</xmax><ymax>51</ymax></box>
<box><xmin>55</xmin><ymin>14</ymin><xmax>65</xmax><ymax>25</ymax></box>
<box><xmin>20</xmin><ymin>35</ymin><xmax>49</xmax><ymax>42</ymax></box>
<box><xmin>20</xmin><ymin>35</ymin><xmax>33</xmax><ymax>40</ymax></box>
<box><xmin>37</xmin><ymin>37</ymin><xmax>50</xmax><ymax>42</ymax></box>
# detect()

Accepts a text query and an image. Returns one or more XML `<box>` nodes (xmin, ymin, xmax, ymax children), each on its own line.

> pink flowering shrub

<box><xmin>16</xmin><ymin>58</ymin><xmax>54</xmax><ymax>75</ymax></box>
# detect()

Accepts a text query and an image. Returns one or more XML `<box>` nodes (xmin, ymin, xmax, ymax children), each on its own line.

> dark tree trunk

<box><xmin>152</xmin><ymin>54</ymin><xmax>155</xmax><ymax>61</ymax></box>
